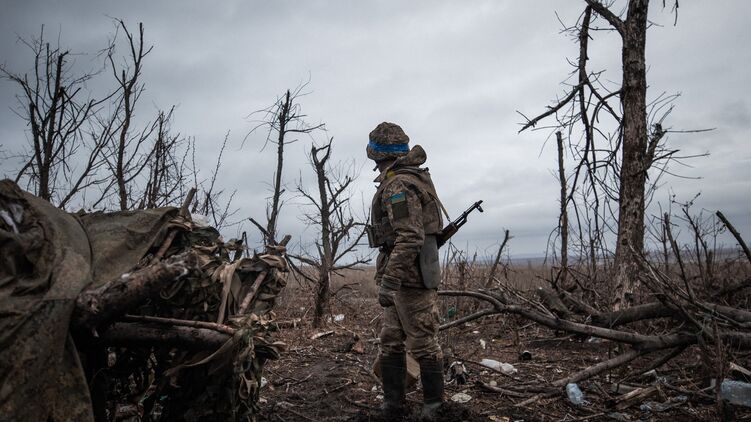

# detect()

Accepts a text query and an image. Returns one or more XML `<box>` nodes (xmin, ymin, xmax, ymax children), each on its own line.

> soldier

<box><xmin>366</xmin><ymin>122</ymin><xmax>445</xmax><ymax>420</ymax></box>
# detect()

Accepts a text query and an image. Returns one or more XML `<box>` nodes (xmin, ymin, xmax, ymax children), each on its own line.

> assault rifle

<box><xmin>436</xmin><ymin>200</ymin><xmax>484</xmax><ymax>247</ymax></box>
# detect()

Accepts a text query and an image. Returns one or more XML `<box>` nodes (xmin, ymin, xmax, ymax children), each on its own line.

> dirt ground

<box><xmin>257</xmin><ymin>275</ymin><xmax>750</xmax><ymax>422</ymax></box>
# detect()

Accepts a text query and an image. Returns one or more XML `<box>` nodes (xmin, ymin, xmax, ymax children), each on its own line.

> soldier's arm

<box><xmin>374</xmin><ymin>250</ymin><xmax>386</xmax><ymax>285</ymax></box>
<box><xmin>382</xmin><ymin>179</ymin><xmax>424</xmax><ymax>283</ymax></box>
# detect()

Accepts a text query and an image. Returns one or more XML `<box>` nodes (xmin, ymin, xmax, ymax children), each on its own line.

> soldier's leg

<box><xmin>378</xmin><ymin>305</ymin><xmax>407</xmax><ymax>415</ymax></box>
<box><xmin>395</xmin><ymin>288</ymin><xmax>443</xmax><ymax>420</ymax></box>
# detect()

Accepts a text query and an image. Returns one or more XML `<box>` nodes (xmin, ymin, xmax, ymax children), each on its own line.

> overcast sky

<box><xmin>1</xmin><ymin>1</ymin><xmax>749</xmax><ymax>259</ymax></box>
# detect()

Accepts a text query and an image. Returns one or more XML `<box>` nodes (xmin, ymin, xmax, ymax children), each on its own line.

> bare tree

<box><xmin>138</xmin><ymin>107</ymin><xmax>191</xmax><ymax>209</ymax></box>
<box><xmin>555</xmin><ymin>131</ymin><xmax>570</xmax><ymax>290</ymax></box>
<box><xmin>190</xmin><ymin>133</ymin><xmax>238</xmax><ymax>230</ymax></box>
<box><xmin>246</xmin><ymin>85</ymin><xmax>324</xmax><ymax>245</ymax></box>
<box><xmin>519</xmin><ymin>0</ymin><xmax>690</xmax><ymax>310</ymax></box>
<box><xmin>1</xmin><ymin>19</ymin><xmax>244</xmax><ymax>231</ymax></box>
<box><xmin>0</xmin><ymin>20</ymin><xmax>189</xmax><ymax>213</ymax></box>
<box><xmin>104</xmin><ymin>20</ymin><xmax>157</xmax><ymax>211</ymax></box>
<box><xmin>0</xmin><ymin>26</ymin><xmax>110</xmax><ymax>207</ymax></box>
<box><xmin>291</xmin><ymin>139</ymin><xmax>369</xmax><ymax>328</ymax></box>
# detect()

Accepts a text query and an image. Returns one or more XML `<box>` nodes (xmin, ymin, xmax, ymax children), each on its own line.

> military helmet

<box><xmin>367</xmin><ymin>122</ymin><xmax>410</xmax><ymax>162</ymax></box>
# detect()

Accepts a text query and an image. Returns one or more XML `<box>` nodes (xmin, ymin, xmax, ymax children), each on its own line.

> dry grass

<box><xmin>274</xmin><ymin>262</ymin><xmax>551</xmax><ymax>320</ymax></box>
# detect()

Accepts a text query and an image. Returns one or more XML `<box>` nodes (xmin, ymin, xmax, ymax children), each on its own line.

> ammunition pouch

<box><xmin>366</xmin><ymin>218</ymin><xmax>395</xmax><ymax>250</ymax></box>
<box><xmin>365</xmin><ymin>224</ymin><xmax>378</xmax><ymax>248</ymax></box>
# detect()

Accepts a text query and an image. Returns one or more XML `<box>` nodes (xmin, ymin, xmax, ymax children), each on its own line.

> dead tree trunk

<box><xmin>293</xmin><ymin>139</ymin><xmax>369</xmax><ymax>328</ymax></box>
<box><xmin>1</xmin><ymin>29</ymin><xmax>104</xmax><ymax>207</ymax></box>
<box><xmin>99</xmin><ymin>322</ymin><xmax>230</xmax><ymax>350</ymax></box>
<box><xmin>609</xmin><ymin>0</ymin><xmax>650</xmax><ymax>310</ymax></box>
<box><xmin>312</xmin><ymin>143</ymin><xmax>334</xmax><ymax>328</ymax></box>
<box><xmin>247</xmin><ymin>86</ymin><xmax>324</xmax><ymax>245</ymax></box>
<box><xmin>266</xmin><ymin>90</ymin><xmax>291</xmax><ymax>244</ymax></box>
<box><xmin>520</xmin><ymin>1</ymin><xmax>663</xmax><ymax>310</ymax></box>
<box><xmin>485</xmin><ymin>229</ymin><xmax>510</xmax><ymax>288</ymax></box>
<box><xmin>108</xmin><ymin>21</ymin><xmax>155</xmax><ymax>211</ymax></box>
<box><xmin>556</xmin><ymin>131</ymin><xmax>570</xmax><ymax>289</ymax></box>
<box><xmin>72</xmin><ymin>252</ymin><xmax>197</xmax><ymax>331</ymax></box>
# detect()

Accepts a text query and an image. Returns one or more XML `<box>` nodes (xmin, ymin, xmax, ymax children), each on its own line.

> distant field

<box><xmin>276</xmin><ymin>261</ymin><xmax>551</xmax><ymax>315</ymax></box>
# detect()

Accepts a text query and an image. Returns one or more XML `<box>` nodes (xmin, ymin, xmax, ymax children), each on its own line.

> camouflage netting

<box><xmin>0</xmin><ymin>180</ymin><xmax>97</xmax><ymax>421</ymax></box>
<box><xmin>0</xmin><ymin>180</ymin><xmax>288</xmax><ymax>421</ymax></box>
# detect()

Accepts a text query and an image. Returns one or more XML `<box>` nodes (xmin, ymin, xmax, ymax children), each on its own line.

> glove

<box><xmin>378</xmin><ymin>275</ymin><xmax>400</xmax><ymax>307</ymax></box>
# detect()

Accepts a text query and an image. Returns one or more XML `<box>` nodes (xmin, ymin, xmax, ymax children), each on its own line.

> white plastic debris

<box><xmin>642</xmin><ymin>369</ymin><xmax>658</xmax><ymax>379</ymax></box>
<box><xmin>498</xmin><ymin>363</ymin><xmax>517</xmax><ymax>375</ymax></box>
<box><xmin>334</xmin><ymin>314</ymin><xmax>345</xmax><ymax>322</ymax></box>
<box><xmin>450</xmin><ymin>392</ymin><xmax>472</xmax><ymax>403</ymax></box>
<box><xmin>309</xmin><ymin>330</ymin><xmax>334</xmax><ymax>340</ymax></box>
<box><xmin>479</xmin><ymin>339</ymin><xmax>487</xmax><ymax>349</ymax></box>
<box><xmin>191</xmin><ymin>213</ymin><xmax>211</xmax><ymax>227</ymax></box>
<box><xmin>720</xmin><ymin>380</ymin><xmax>751</xmax><ymax>407</ymax></box>
<box><xmin>260</xmin><ymin>377</ymin><xmax>268</xmax><ymax>388</ymax></box>
<box><xmin>566</xmin><ymin>383</ymin><xmax>585</xmax><ymax>406</ymax></box>
<box><xmin>480</xmin><ymin>359</ymin><xmax>518</xmax><ymax>375</ymax></box>
<box><xmin>480</xmin><ymin>358</ymin><xmax>500</xmax><ymax>370</ymax></box>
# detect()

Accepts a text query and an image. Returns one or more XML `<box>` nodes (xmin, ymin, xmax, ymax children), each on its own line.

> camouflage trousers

<box><xmin>379</xmin><ymin>287</ymin><xmax>442</xmax><ymax>361</ymax></box>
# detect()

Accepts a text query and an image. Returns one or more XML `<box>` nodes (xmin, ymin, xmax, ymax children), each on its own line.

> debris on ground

<box><xmin>450</xmin><ymin>392</ymin><xmax>472</xmax><ymax>403</ymax></box>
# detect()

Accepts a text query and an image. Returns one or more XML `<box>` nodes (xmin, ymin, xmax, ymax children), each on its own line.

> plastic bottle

<box><xmin>566</xmin><ymin>383</ymin><xmax>585</xmax><ymax>406</ymax></box>
<box><xmin>479</xmin><ymin>359</ymin><xmax>518</xmax><ymax>375</ymax></box>
<box><xmin>720</xmin><ymin>380</ymin><xmax>751</xmax><ymax>407</ymax></box>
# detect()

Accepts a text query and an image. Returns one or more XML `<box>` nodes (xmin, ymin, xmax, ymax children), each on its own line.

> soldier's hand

<box><xmin>378</xmin><ymin>275</ymin><xmax>400</xmax><ymax>307</ymax></box>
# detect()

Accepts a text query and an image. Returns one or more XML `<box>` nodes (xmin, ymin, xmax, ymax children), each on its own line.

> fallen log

<box><xmin>98</xmin><ymin>322</ymin><xmax>230</xmax><ymax>350</ymax></box>
<box><xmin>551</xmin><ymin>349</ymin><xmax>646</xmax><ymax>388</ymax></box>
<box><xmin>72</xmin><ymin>252</ymin><xmax>198</xmax><ymax>332</ymax></box>
<box><xmin>438</xmin><ymin>287</ymin><xmax>751</xmax><ymax>396</ymax></box>
<box><xmin>591</xmin><ymin>302</ymin><xmax>673</xmax><ymax>328</ymax></box>
<box><xmin>536</xmin><ymin>287</ymin><xmax>571</xmax><ymax>319</ymax></box>
<box><xmin>439</xmin><ymin>308</ymin><xmax>496</xmax><ymax>331</ymax></box>
<box><xmin>611</xmin><ymin>385</ymin><xmax>660</xmax><ymax>410</ymax></box>
<box><xmin>439</xmin><ymin>290</ymin><xmax>673</xmax><ymax>347</ymax></box>
<box><xmin>122</xmin><ymin>314</ymin><xmax>236</xmax><ymax>335</ymax></box>
<box><xmin>476</xmin><ymin>381</ymin><xmax>531</xmax><ymax>398</ymax></box>
<box><xmin>572</xmin><ymin>300</ymin><xmax>749</xmax><ymax>329</ymax></box>
<box><xmin>559</xmin><ymin>290</ymin><xmax>599</xmax><ymax>316</ymax></box>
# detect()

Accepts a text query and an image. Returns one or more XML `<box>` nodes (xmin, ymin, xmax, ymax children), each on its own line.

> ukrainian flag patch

<box><xmin>388</xmin><ymin>192</ymin><xmax>409</xmax><ymax>219</ymax></box>
<box><xmin>388</xmin><ymin>192</ymin><xmax>406</xmax><ymax>204</ymax></box>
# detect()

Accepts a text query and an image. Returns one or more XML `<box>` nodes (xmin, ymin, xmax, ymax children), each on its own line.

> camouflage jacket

<box><xmin>369</xmin><ymin>145</ymin><xmax>444</xmax><ymax>289</ymax></box>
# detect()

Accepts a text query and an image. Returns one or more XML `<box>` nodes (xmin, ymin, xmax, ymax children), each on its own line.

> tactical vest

<box><xmin>368</xmin><ymin>168</ymin><xmax>443</xmax><ymax>250</ymax></box>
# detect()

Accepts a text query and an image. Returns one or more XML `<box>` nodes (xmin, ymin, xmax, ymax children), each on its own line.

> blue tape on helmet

<box><xmin>368</xmin><ymin>140</ymin><xmax>410</xmax><ymax>153</ymax></box>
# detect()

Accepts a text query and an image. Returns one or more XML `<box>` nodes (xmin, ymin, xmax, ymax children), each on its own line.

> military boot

<box><xmin>418</xmin><ymin>356</ymin><xmax>444</xmax><ymax>421</ymax></box>
<box><xmin>380</xmin><ymin>353</ymin><xmax>407</xmax><ymax>419</ymax></box>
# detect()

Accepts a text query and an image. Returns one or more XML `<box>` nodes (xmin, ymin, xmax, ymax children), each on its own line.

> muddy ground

<box><xmin>257</xmin><ymin>283</ymin><xmax>749</xmax><ymax>422</ymax></box>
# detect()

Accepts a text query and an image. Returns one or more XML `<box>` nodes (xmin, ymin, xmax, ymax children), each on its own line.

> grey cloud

<box><xmin>1</xmin><ymin>0</ymin><xmax>749</xmax><ymax>258</ymax></box>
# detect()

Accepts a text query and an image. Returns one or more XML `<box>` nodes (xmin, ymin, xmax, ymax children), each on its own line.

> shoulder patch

<box><xmin>388</xmin><ymin>191</ymin><xmax>409</xmax><ymax>220</ymax></box>
<box><xmin>388</xmin><ymin>192</ymin><xmax>407</xmax><ymax>204</ymax></box>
